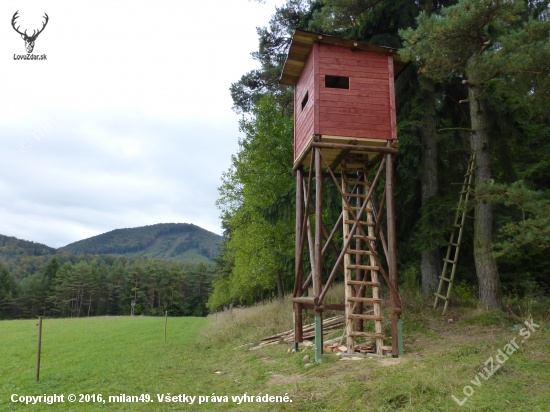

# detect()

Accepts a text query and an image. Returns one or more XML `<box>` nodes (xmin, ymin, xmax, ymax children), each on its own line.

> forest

<box><xmin>0</xmin><ymin>223</ymin><xmax>221</xmax><ymax>319</ymax></box>
<box><xmin>0</xmin><ymin>254</ymin><xmax>213</xmax><ymax>319</ymax></box>
<box><xmin>60</xmin><ymin>223</ymin><xmax>222</xmax><ymax>262</ymax></box>
<box><xmin>209</xmin><ymin>0</ymin><xmax>550</xmax><ymax>311</ymax></box>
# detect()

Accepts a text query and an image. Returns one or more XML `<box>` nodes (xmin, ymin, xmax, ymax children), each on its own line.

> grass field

<box><xmin>1</xmin><ymin>292</ymin><xmax>549</xmax><ymax>411</ymax></box>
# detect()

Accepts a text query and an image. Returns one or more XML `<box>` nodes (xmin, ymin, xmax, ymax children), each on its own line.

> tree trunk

<box><xmin>275</xmin><ymin>269</ymin><xmax>285</xmax><ymax>302</ymax></box>
<box><xmin>420</xmin><ymin>77</ymin><xmax>441</xmax><ymax>295</ymax></box>
<box><xmin>468</xmin><ymin>61</ymin><xmax>502</xmax><ymax>310</ymax></box>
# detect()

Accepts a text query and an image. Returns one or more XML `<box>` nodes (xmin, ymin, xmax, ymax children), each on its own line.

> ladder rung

<box><xmin>346</xmin><ymin>280</ymin><xmax>380</xmax><ymax>287</ymax></box>
<box><xmin>347</xmin><ymin>297</ymin><xmax>382</xmax><ymax>304</ymax></box>
<box><xmin>346</xmin><ymin>249</ymin><xmax>376</xmax><ymax>255</ymax></box>
<box><xmin>439</xmin><ymin>276</ymin><xmax>452</xmax><ymax>282</ymax></box>
<box><xmin>347</xmin><ymin>280</ymin><xmax>380</xmax><ymax>287</ymax></box>
<box><xmin>344</xmin><ymin>180</ymin><xmax>368</xmax><ymax>185</ymax></box>
<box><xmin>348</xmin><ymin>331</ymin><xmax>385</xmax><ymax>339</ymax></box>
<box><xmin>460</xmin><ymin>190</ymin><xmax>469</xmax><ymax>194</ymax></box>
<box><xmin>347</xmin><ymin>314</ymin><xmax>383</xmax><ymax>321</ymax></box>
<box><xmin>434</xmin><ymin>293</ymin><xmax>447</xmax><ymax>300</ymax></box>
<box><xmin>347</xmin><ymin>264</ymin><xmax>379</xmax><ymax>271</ymax></box>
<box><xmin>344</xmin><ymin>193</ymin><xmax>368</xmax><ymax>198</ymax></box>
<box><xmin>453</xmin><ymin>224</ymin><xmax>462</xmax><ymax>228</ymax></box>
<box><xmin>443</xmin><ymin>258</ymin><xmax>456</xmax><ymax>264</ymax></box>
<box><xmin>351</xmin><ymin>235</ymin><xmax>376</xmax><ymax>241</ymax></box>
<box><xmin>344</xmin><ymin>206</ymin><xmax>374</xmax><ymax>212</ymax></box>
<box><xmin>344</xmin><ymin>219</ymin><xmax>375</xmax><ymax>226</ymax></box>
<box><xmin>449</xmin><ymin>242</ymin><xmax>458</xmax><ymax>246</ymax></box>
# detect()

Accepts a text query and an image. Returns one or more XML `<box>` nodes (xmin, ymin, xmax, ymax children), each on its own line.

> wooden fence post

<box><xmin>36</xmin><ymin>317</ymin><xmax>43</xmax><ymax>381</ymax></box>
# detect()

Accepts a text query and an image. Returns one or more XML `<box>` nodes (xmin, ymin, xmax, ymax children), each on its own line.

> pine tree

<box><xmin>400</xmin><ymin>0</ymin><xmax>550</xmax><ymax>308</ymax></box>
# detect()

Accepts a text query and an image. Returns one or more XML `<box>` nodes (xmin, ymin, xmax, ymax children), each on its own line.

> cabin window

<box><xmin>301</xmin><ymin>91</ymin><xmax>309</xmax><ymax>111</ymax></box>
<box><xmin>325</xmin><ymin>75</ymin><xmax>350</xmax><ymax>89</ymax></box>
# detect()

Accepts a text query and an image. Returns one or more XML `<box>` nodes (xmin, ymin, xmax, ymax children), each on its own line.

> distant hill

<box><xmin>59</xmin><ymin>223</ymin><xmax>223</xmax><ymax>264</ymax></box>
<box><xmin>0</xmin><ymin>234</ymin><xmax>56</xmax><ymax>261</ymax></box>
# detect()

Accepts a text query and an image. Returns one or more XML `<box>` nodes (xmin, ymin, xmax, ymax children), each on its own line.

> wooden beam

<box><xmin>314</xmin><ymin>147</ymin><xmax>323</xmax><ymax>361</ymax></box>
<box><xmin>293</xmin><ymin>168</ymin><xmax>304</xmax><ymax>298</ymax></box>
<box><xmin>297</xmin><ymin>155</ymin><xmax>315</xmax><ymax>292</ymax></box>
<box><xmin>312</xmin><ymin>142</ymin><xmax>398</xmax><ymax>154</ymax></box>
<box><xmin>293</xmin><ymin>296</ymin><xmax>318</xmax><ymax>305</ymax></box>
<box><xmin>385</xmin><ymin>143</ymin><xmax>400</xmax><ymax>357</ymax></box>
<box><xmin>294</xmin><ymin>303</ymin><xmax>303</xmax><ymax>344</ymax></box>
<box><xmin>314</xmin><ymin>148</ymin><xmax>323</xmax><ymax>301</ymax></box>
<box><xmin>299</xmin><ymin>302</ymin><xmax>346</xmax><ymax>311</ymax></box>
<box><xmin>329</xmin><ymin>149</ymin><xmax>352</xmax><ymax>170</ymax></box>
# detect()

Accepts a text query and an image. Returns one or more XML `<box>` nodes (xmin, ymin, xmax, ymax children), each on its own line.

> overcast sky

<box><xmin>0</xmin><ymin>0</ymin><xmax>284</xmax><ymax>248</ymax></box>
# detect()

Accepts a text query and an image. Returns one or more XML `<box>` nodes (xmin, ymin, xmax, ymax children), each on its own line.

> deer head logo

<box><xmin>12</xmin><ymin>11</ymin><xmax>49</xmax><ymax>54</ymax></box>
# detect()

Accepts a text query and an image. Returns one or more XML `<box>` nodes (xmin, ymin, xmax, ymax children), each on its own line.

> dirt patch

<box><xmin>267</xmin><ymin>373</ymin><xmax>304</xmax><ymax>386</ymax></box>
<box><xmin>261</xmin><ymin>357</ymin><xmax>278</xmax><ymax>365</ymax></box>
<box><xmin>376</xmin><ymin>357</ymin><xmax>407</xmax><ymax>366</ymax></box>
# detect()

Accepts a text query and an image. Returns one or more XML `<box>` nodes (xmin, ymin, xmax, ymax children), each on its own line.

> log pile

<box><xmin>245</xmin><ymin>316</ymin><xmax>345</xmax><ymax>350</ymax></box>
<box><xmin>240</xmin><ymin>313</ymin><xmax>381</xmax><ymax>354</ymax></box>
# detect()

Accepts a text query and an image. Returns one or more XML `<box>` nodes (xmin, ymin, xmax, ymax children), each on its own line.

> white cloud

<box><xmin>0</xmin><ymin>0</ymin><xmax>283</xmax><ymax>247</ymax></box>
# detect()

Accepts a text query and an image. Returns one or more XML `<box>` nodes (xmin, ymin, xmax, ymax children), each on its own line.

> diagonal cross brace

<box><xmin>318</xmin><ymin>150</ymin><xmax>401</xmax><ymax>307</ymax></box>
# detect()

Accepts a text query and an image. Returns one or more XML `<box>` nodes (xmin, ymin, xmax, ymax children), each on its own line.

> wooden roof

<box><xmin>279</xmin><ymin>29</ymin><xmax>407</xmax><ymax>86</ymax></box>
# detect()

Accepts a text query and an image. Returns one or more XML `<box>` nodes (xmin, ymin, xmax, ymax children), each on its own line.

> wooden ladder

<box><xmin>434</xmin><ymin>152</ymin><xmax>476</xmax><ymax>315</ymax></box>
<box><xmin>342</xmin><ymin>162</ymin><xmax>385</xmax><ymax>355</ymax></box>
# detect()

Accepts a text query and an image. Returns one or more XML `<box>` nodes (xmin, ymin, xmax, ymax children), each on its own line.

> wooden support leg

<box><xmin>294</xmin><ymin>169</ymin><xmax>304</xmax><ymax>298</ymax></box>
<box><xmin>294</xmin><ymin>302</ymin><xmax>303</xmax><ymax>350</ymax></box>
<box><xmin>314</xmin><ymin>148</ymin><xmax>323</xmax><ymax>362</ymax></box>
<box><xmin>294</xmin><ymin>170</ymin><xmax>304</xmax><ymax>351</ymax></box>
<box><xmin>386</xmin><ymin>148</ymin><xmax>400</xmax><ymax>357</ymax></box>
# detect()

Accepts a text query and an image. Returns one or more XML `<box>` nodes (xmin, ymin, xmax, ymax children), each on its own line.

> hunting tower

<box><xmin>280</xmin><ymin>30</ymin><xmax>405</xmax><ymax>361</ymax></box>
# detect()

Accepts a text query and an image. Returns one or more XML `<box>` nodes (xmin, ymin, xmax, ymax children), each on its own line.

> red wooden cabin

<box><xmin>279</xmin><ymin>30</ymin><xmax>406</xmax><ymax>167</ymax></box>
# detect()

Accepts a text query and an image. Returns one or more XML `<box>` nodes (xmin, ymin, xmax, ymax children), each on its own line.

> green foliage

<box><xmin>400</xmin><ymin>0</ymin><xmax>550</xmax><ymax>106</ymax></box>
<box><xmin>0</xmin><ymin>234</ymin><xmax>56</xmax><ymax>260</ymax></box>
<box><xmin>400</xmin><ymin>0</ymin><xmax>527</xmax><ymax>81</ymax></box>
<box><xmin>480</xmin><ymin>181</ymin><xmax>550</xmax><ymax>259</ymax></box>
<box><xmin>452</xmin><ymin>280</ymin><xmax>477</xmax><ymax>306</ymax></box>
<box><xmin>2</xmin><ymin>254</ymin><xmax>214</xmax><ymax>319</ymax></box>
<box><xmin>401</xmin><ymin>265</ymin><xmax>420</xmax><ymax>293</ymax></box>
<box><xmin>309</xmin><ymin>0</ymin><xmax>419</xmax><ymax>48</ymax></box>
<box><xmin>60</xmin><ymin>223</ymin><xmax>222</xmax><ymax>263</ymax></box>
<box><xmin>230</xmin><ymin>0</ymin><xmax>317</xmax><ymax>114</ymax></box>
<box><xmin>211</xmin><ymin>96</ymin><xmax>295</xmax><ymax>310</ymax></box>
<box><xmin>0</xmin><ymin>262</ymin><xmax>17</xmax><ymax>319</ymax></box>
<box><xmin>219</xmin><ymin>0</ymin><xmax>550</xmax><ymax>312</ymax></box>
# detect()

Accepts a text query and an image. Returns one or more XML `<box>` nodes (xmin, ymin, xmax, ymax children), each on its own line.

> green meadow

<box><xmin>1</xmin><ymin>294</ymin><xmax>549</xmax><ymax>411</ymax></box>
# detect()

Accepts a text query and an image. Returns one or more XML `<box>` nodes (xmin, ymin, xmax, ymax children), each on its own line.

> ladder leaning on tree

<box><xmin>434</xmin><ymin>152</ymin><xmax>476</xmax><ymax>315</ymax></box>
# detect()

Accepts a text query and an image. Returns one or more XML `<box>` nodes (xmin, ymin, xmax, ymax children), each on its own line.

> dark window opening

<box><xmin>301</xmin><ymin>91</ymin><xmax>309</xmax><ymax>111</ymax></box>
<box><xmin>325</xmin><ymin>75</ymin><xmax>350</xmax><ymax>89</ymax></box>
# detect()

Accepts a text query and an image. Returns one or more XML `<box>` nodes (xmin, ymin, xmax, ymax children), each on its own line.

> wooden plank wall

<box><xmin>318</xmin><ymin>44</ymin><xmax>394</xmax><ymax>140</ymax></box>
<box><xmin>294</xmin><ymin>46</ymin><xmax>316</xmax><ymax>160</ymax></box>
